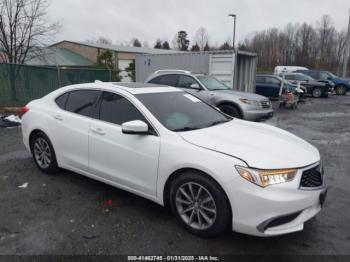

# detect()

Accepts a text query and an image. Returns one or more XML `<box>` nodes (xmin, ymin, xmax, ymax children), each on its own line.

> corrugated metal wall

<box><xmin>234</xmin><ymin>52</ymin><xmax>257</xmax><ymax>93</ymax></box>
<box><xmin>136</xmin><ymin>50</ymin><xmax>257</xmax><ymax>93</ymax></box>
<box><xmin>209</xmin><ymin>53</ymin><xmax>235</xmax><ymax>87</ymax></box>
<box><xmin>136</xmin><ymin>52</ymin><xmax>210</xmax><ymax>82</ymax></box>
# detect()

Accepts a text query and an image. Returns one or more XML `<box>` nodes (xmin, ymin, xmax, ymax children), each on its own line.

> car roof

<box><xmin>60</xmin><ymin>82</ymin><xmax>181</xmax><ymax>95</ymax></box>
<box><xmin>148</xmin><ymin>70</ymin><xmax>206</xmax><ymax>78</ymax></box>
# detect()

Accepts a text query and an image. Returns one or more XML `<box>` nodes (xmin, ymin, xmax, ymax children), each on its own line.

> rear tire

<box><xmin>335</xmin><ymin>85</ymin><xmax>348</xmax><ymax>95</ymax></box>
<box><xmin>218</xmin><ymin>104</ymin><xmax>241</xmax><ymax>119</ymax></box>
<box><xmin>30</xmin><ymin>132</ymin><xmax>59</xmax><ymax>174</ymax></box>
<box><xmin>169</xmin><ymin>171</ymin><xmax>231</xmax><ymax>237</ymax></box>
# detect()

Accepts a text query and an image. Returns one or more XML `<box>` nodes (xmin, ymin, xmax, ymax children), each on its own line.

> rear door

<box><xmin>88</xmin><ymin>91</ymin><xmax>160</xmax><ymax>196</ymax></box>
<box><xmin>52</xmin><ymin>89</ymin><xmax>101</xmax><ymax>172</ymax></box>
<box><xmin>256</xmin><ymin>75</ymin><xmax>280</xmax><ymax>97</ymax></box>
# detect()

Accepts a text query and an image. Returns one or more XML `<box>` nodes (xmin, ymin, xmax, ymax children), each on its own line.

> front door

<box><xmin>88</xmin><ymin>91</ymin><xmax>160</xmax><ymax>196</ymax></box>
<box><xmin>176</xmin><ymin>75</ymin><xmax>210</xmax><ymax>102</ymax></box>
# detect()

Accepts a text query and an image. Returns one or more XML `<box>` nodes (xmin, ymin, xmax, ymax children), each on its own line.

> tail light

<box><xmin>19</xmin><ymin>106</ymin><xmax>29</xmax><ymax>118</ymax></box>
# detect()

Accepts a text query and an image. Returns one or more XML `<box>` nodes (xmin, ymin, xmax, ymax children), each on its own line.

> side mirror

<box><xmin>122</xmin><ymin>120</ymin><xmax>149</xmax><ymax>135</ymax></box>
<box><xmin>190</xmin><ymin>83</ymin><xmax>201</xmax><ymax>90</ymax></box>
<box><xmin>327</xmin><ymin>77</ymin><xmax>332</xmax><ymax>80</ymax></box>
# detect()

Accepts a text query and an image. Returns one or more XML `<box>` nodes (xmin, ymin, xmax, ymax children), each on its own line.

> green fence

<box><xmin>0</xmin><ymin>63</ymin><xmax>112</xmax><ymax>106</ymax></box>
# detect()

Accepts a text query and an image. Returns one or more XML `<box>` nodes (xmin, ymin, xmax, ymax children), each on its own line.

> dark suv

<box><xmin>295</xmin><ymin>70</ymin><xmax>349</xmax><ymax>95</ymax></box>
<box><xmin>281</xmin><ymin>73</ymin><xmax>331</xmax><ymax>98</ymax></box>
<box><xmin>255</xmin><ymin>74</ymin><xmax>304</xmax><ymax>98</ymax></box>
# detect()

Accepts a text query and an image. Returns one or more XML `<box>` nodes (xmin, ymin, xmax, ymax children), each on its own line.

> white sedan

<box><xmin>21</xmin><ymin>82</ymin><xmax>327</xmax><ymax>237</ymax></box>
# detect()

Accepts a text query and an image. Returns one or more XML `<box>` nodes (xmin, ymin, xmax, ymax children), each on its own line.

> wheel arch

<box><xmin>29</xmin><ymin>129</ymin><xmax>46</xmax><ymax>152</ymax></box>
<box><xmin>216</xmin><ymin>101</ymin><xmax>243</xmax><ymax>118</ymax></box>
<box><xmin>162</xmin><ymin>168</ymin><xmax>232</xmax><ymax>216</ymax></box>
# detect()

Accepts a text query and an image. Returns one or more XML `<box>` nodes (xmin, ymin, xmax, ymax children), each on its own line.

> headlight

<box><xmin>239</xmin><ymin>99</ymin><xmax>260</xmax><ymax>106</ymax></box>
<box><xmin>235</xmin><ymin>166</ymin><xmax>297</xmax><ymax>188</ymax></box>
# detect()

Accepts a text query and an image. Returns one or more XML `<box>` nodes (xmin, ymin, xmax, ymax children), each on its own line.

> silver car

<box><xmin>146</xmin><ymin>70</ymin><xmax>273</xmax><ymax>121</ymax></box>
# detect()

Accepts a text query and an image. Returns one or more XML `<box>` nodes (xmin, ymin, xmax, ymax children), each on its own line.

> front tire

<box><xmin>218</xmin><ymin>104</ymin><xmax>241</xmax><ymax>119</ymax></box>
<box><xmin>335</xmin><ymin>85</ymin><xmax>348</xmax><ymax>95</ymax></box>
<box><xmin>312</xmin><ymin>87</ymin><xmax>323</xmax><ymax>98</ymax></box>
<box><xmin>30</xmin><ymin>132</ymin><xmax>59</xmax><ymax>174</ymax></box>
<box><xmin>170</xmin><ymin>171</ymin><xmax>231</xmax><ymax>237</ymax></box>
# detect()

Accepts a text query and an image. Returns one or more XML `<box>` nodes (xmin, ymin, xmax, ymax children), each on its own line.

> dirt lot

<box><xmin>0</xmin><ymin>95</ymin><xmax>350</xmax><ymax>255</ymax></box>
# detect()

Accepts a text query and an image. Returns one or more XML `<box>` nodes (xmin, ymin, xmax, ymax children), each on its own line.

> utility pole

<box><xmin>342</xmin><ymin>9</ymin><xmax>350</xmax><ymax>78</ymax></box>
<box><xmin>228</xmin><ymin>14</ymin><xmax>237</xmax><ymax>49</ymax></box>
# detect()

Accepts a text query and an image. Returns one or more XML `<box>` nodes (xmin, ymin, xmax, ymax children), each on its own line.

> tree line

<box><xmin>239</xmin><ymin>15</ymin><xmax>349</xmax><ymax>74</ymax></box>
<box><xmin>89</xmin><ymin>27</ymin><xmax>234</xmax><ymax>52</ymax></box>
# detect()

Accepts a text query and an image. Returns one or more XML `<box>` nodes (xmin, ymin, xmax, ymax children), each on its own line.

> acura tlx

<box><xmin>21</xmin><ymin>82</ymin><xmax>327</xmax><ymax>237</ymax></box>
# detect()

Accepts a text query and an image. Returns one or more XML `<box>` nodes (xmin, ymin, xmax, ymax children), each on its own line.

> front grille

<box><xmin>260</xmin><ymin>100</ymin><xmax>271</xmax><ymax>109</ymax></box>
<box><xmin>300</xmin><ymin>165</ymin><xmax>323</xmax><ymax>188</ymax></box>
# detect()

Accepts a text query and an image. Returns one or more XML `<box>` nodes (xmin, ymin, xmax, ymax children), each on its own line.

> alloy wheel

<box><xmin>175</xmin><ymin>182</ymin><xmax>217</xmax><ymax>230</ymax></box>
<box><xmin>33</xmin><ymin>138</ymin><xmax>52</xmax><ymax>169</ymax></box>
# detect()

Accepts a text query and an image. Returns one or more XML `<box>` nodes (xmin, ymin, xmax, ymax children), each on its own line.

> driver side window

<box><xmin>177</xmin><ymin>75</ymin><xmax>199</xmax><ymax>89</ymax></box>
<box><xmin>320</xmin><ymin>72</ymin><xmax>329</xmax><ymax>80</ymax></box>
<box><xmin>99</xmin><ymin>92</ymin><xmax>146</xmax><ymax>125</ymax></box>
<box><xmin>266</xmin><ymin>77</ymin><xmax>281</xmax><ymax>86</ymax></box>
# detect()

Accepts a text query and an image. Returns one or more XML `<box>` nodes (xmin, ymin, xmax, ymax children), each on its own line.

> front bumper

<box><xmin>225</xmin><ymin>162</ymin><xmax>327</xmax><ymax>237</ymax></box>
<box><xmin>243</xmin><ymin>108</ymin><xmax>274</xmax><ymax>122</ymax></box>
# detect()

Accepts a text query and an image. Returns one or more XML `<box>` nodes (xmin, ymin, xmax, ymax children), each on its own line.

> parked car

<box><xmin>256</xmin><ymin>74</ymin><xmax>304</xmax><ymax>98</ymax></box>
<box><xmin>295</xmin><ymin>70</ymin><xmax>349</xmax><ymax>95</ymax></box>
<box><xmin>280</xmin><ymin>73</ymin><xmax>332</xmax><ymax>98</ymax></box>
<box><xmin>21</xmin><ymin>82</ymin><xmax>327</xmax><ymax>237</ymax></box>
<box><xmin>274</xmin><ymin>66</ymin><xmax>309</xmax><ymax>74</ymax></box>
<box><xmin>146</xmin><ymin>70</ymin><xmax>273</xmax><ymax>121</ymax></box>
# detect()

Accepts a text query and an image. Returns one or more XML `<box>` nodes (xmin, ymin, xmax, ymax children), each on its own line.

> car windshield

<box><xmin>197</xmin><ymin>76</ymin><xmax>230</xmax><ymax>91</ymax></box>
<box><xmin>136</xmin><ymin>92</ymin><xmax>231</xmax><ymax>132</ymax></box>
<box><xmin>326</xmin><ymin>72</ymin><xmax>337</xmax><ymax>78</ymax></box>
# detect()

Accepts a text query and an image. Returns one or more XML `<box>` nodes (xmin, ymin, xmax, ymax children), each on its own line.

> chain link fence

<box><xmin>0</xmin><ymin>63</ymin><xmax>112</xmax><ymax>106</ymax></box>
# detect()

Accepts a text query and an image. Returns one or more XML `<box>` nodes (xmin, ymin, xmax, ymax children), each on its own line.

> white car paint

<box><xmin>21</xmin><ymin>82</ymin><xmax>326</xmax><ymax>237</ymax></box>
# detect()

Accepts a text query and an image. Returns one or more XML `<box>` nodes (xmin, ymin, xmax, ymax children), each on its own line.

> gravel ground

<box><xmin>0</xmin><ymin>95</ymin><xmax>349</xmax><ymax>255</ymax></box>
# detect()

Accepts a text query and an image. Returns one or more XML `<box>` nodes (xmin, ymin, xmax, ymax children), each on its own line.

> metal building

<box><xmin>135</xmin><ymin>50</ymin><xmax>257</xmax><ymax>93</ymax></box>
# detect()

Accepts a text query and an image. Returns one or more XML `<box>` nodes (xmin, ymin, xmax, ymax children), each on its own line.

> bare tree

<box><xmin>242</xmin><ymin>14</ymin><xmax>348</xmax><ymax>73</ymax></box>
<box><xmin>0</xmin><ymin>0</ymin><xmax>60</xmax><ymax>101</ymax></box>
<box><xmin>194</xmin><ymin>26</ymin><xmax>209</xmax><ymax>51</ymax></box>
<box><xmin>85</xmin><ymin>36</ymin><xmax>112</xmax><ymax>45</ymax></box>
<box><xmin>0</xmin><ymin>0</ymin><xmax>60</xmax><ymax>64</ymax></box>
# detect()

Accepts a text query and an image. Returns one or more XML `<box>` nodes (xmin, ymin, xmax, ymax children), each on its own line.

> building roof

<box><xmin>51</xmin><ymin>40</ymin><xmax>183</xmax><ymax>54</ymax></box>
<box><xmin>25</xmin><ymin>47</ymin><xmax>95</xmax><ymax>67</ymax></box>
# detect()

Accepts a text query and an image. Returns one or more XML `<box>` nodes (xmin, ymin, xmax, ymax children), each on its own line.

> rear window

<box><xmin>284</xmin><ymin>75</ymin><xmax>295</xmax><ymax>80</ymax></box>
<box><xmin>256</xmin><ymin>76</ymin><xmax>265</xmax><ymax>83</ymax></box>
<box><xmin>65</xmin><ymin>90</ymin><xmax>101</xmax><ymax>117</ymax></box>
<box><xmin>55</xmin><ymin>92</ymin><xmax>69</xmax><ymax>109</ymax></box>
<box><xmin>150</xmin><ymin>75</ymin><xmax>178</xmax><ymax>86</ymax></box>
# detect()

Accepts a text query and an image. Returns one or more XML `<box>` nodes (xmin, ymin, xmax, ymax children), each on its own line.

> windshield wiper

<box><xmin>172</xmin><ymin>126</ymin><xmax>201</xmax><ymax>132</ymax></box>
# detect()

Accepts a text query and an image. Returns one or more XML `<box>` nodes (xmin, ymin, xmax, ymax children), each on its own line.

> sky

<box><xmin>47</xmin><ymin>0</ymin><xmax>350</xmax><ymax>47</ymax></box>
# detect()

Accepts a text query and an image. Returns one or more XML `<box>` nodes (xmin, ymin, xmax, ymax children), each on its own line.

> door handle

<box><xmin>91</xmin><ymin>127</ymin><xmax>105</xmax><ymax>135</ymax></box>
<box><xmin>53</xmin><ymin>114</ymin><xmax>63</xmax><ymax>121</ymax></box>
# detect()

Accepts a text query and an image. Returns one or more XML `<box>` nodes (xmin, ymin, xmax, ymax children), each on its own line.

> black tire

<box><xmin>169</xmin><ymin>171</ymin><xmax>231</xmax><ymax>237</ymax></box>
<box><xmin>30</xmin><ymin>132</ymin><xmax>59</xmax><ymax>174</ymax></box>
<box><xmin>312</xmin><ymin>87</ymin><xmax>323</xmax><ymax>98</ymax></box>
<box><xmin>335</xmin><ymin>85</ymin><xmax>348</xmax><ymax>95</ymax></box>
<box><xmin>218</xmin><ymin>104</ymin><xmax>241</xmax><ymax>118</ymax></box>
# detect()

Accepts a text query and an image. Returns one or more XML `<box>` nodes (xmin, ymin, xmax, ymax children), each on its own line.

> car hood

<box><xmin>179</xmin><ymin>120</ymin><xmax>320</xmax><ymax>169</ymax></box>
<box><xmin>335</xmin><ymin>77</ymin><xmax>350</xmax><ymax>82</ymax></box>
<box><xmin>214</xmin><ymin>89</ymin><xmax>269</xmax><ymax>101</ymax></box>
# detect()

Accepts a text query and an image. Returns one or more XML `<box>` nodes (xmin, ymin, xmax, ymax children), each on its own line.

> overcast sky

<box><xmin>48</xmin><ymin>0</ymin><xmax>350</xmax><ymax>47</ymax></box>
